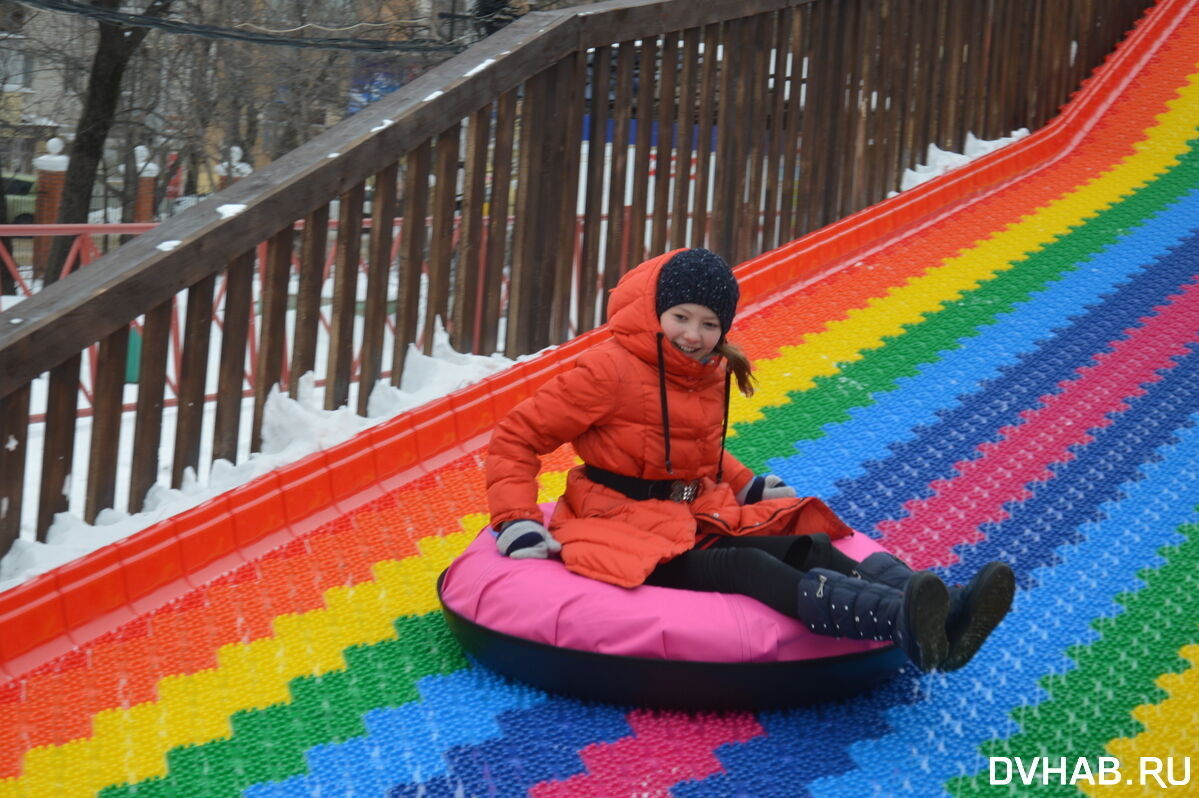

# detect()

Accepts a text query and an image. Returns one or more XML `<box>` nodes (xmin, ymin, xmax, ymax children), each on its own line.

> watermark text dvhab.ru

<box><xmin>989</xmin><ymin>757</ymin><xmax>1191</xmax><ymax>788</ymax></box>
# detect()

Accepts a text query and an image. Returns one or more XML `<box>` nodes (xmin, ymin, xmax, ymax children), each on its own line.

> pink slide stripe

<box><xmin>529</xmin><ymin>709</ymin><xmax>762</xmax><ymax>798</ymax></box>
<box><xmin>879</xmin><ymin>275</ymin><xmax>1199</xmax><ymax>570</ymax></box>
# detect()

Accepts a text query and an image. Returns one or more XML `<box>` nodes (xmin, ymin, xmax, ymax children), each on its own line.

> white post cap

<box><xmin>33</xmin><ymin>137</ymin><xmax>69</xmax><ymax>172</ymax></box>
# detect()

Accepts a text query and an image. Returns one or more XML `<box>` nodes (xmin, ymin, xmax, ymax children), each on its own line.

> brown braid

<box><xmin>716</xmin><ymin>340</ymin><xmax>756</xmax><ymax>397</ymax></box>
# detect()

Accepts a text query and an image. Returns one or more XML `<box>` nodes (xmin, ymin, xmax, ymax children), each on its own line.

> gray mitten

<box><xmin>495</xmin><ymin>519</ymin><xmax>563</xmax><ymax>559</ymax></box>
<box><xmin>738</xmin><ymin>474</ymin><xmax>798</xmax><ymax>504</ymax></box>
<box><xmin>761</xmin><ymin>474</ymin><xmax>797</xmax><ymax>500</ymax></box>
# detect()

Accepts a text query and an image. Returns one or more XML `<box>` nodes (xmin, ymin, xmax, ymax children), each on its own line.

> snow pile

<box><xmin>896</xmin><ymin>129</ymin><xmax>1029</xmax><ymax>193</ymax></box>
<box><xmin>0</xmin><ymin>324</ymin><xmax>516</xmax><ymax>592</ymax></box>
<box><xmin>87</xmin><ymin>207</ymin><xmax>128</xmax><ymax>224</ymax></box>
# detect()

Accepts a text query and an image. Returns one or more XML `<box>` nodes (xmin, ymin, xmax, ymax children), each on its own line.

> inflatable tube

<box><xmin>438</xmin><ymin>523</ymin><xmax>909</xmax><ymax>710</ymax></box>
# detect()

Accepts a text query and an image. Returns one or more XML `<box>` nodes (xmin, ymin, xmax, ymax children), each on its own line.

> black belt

<box><xmin>583</xmin><ymin>464</ymin><xmax>701</xmax><ymax>503</ymax></box>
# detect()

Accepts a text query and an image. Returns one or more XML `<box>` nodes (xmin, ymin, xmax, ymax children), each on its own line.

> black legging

<box><xmin>643</xmin><ymin>534</ymin><xmax>859</xmax><ymax>618</ymax></box>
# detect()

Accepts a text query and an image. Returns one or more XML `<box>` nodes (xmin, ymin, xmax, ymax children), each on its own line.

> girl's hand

<box><xmin>496</xmin><ymin>519</ymin><xmax>563</xmax><ymax>559</ymax></box>
<box><xmin>738</xmin><ymin>474</ymin><xmax>798</xmax><ymax>504</ymax></box>
<box><xmin>761</xmin><ymin>474</ymin><xmax>797</xmax><ymax>500</ymax></box>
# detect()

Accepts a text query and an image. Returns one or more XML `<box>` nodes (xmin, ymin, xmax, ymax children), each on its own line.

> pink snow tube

<box><xmin>438</xmin><ymin>505</ymin><xmax>907</xmax><ymax>709</ymax></box>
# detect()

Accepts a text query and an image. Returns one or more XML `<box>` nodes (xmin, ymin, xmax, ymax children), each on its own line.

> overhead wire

<box><xmin>16</xmin><ymin>0</ymin><xmax>470</xmax><ymax>52</ymax></box>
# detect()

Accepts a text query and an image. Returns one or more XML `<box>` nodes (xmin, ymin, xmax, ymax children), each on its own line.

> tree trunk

<box><xmin>45</xmin><ymin>0</ymin><xmax>170</xmax><ymax>284</ymax></box>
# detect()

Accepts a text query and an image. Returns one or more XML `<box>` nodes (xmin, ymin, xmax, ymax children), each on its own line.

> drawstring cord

<box><xmin>716</xmin><ymin>369</ymin><xmax>731</xmax><ymax>483</ymax></box>
<box><xmin>657</xmin><ymin>332</ymin><xmax>732</xmax><ymax>482</ymax></box>
<box><xmin>655</xmin><ymin>333</ymin><xmax>674</xmax><ymax>473</ymax></box>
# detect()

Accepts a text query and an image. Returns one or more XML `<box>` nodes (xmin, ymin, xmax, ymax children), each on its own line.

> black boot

<box><xmin>941</xmin><ymin>561</ymin><xmax>1015</xmax><ymax>671</ymax></box>
<box><xmin>797</xmin><ymin>568</ymin><xmax>949</xmax><ymax>671</ymax></box>
<box><xmin>855</xmin><ymin>552</ymin><xmax>1015</xmax><ymax>672</ymax></box>
<box><xmin>853</xmin><ymin>551</ymin><xmax>921</xmax><ymax>585</ymax></box>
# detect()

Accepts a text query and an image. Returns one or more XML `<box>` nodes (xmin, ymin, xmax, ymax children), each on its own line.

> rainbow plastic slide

<box><xmin>1</xmin><ymin>0</ymin><xmax>1197</xmax><ymax>794</ymax></box>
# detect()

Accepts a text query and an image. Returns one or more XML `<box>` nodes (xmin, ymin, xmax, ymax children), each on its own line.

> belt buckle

<box><xmin>669</xmin><ymin>480</ymin><xmax>700</xmax><ymax>503</ymax></box>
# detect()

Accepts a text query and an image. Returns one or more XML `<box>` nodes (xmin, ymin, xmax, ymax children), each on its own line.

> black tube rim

<box><xmin>437</xmin><ymin>570</ymin><xmax>907</xmax><ymax>711</ymax></box>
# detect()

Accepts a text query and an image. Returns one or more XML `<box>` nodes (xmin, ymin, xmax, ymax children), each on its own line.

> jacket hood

<box><xmin>607</xmin><ymin>250</ymin><xmax>725</xmax><ymax>383</ymax></box>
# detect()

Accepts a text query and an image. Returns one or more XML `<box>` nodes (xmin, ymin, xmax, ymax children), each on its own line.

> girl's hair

<box><xmin>716</xmin><ymin>340</ymin><xmax>756</xmax><ymax>397</ymax></box>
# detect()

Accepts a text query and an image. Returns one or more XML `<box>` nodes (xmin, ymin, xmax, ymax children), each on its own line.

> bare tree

<box><xmin>44</xmin><ymin>0</ymin><xmax>172</xmax><ymax>283</ymax></box>
<box><xmin>23</xmin><ymin>0</ymin><xmax>593</xmax><ymax>282</ymax></box>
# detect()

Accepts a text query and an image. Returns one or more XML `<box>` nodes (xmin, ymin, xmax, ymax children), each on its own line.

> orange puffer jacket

<box><xmin>486</xmin><ymin>250</ymin><xmax>852</xmax><ymax>588</ymax></box>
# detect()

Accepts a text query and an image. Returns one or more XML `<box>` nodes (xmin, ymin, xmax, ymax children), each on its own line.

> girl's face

<box><xmin>659</xmin><ymin>303</ymin><xmax>722</xmax><ymax>361</ymax></box>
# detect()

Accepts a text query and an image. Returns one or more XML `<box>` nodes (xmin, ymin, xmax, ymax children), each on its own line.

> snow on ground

<box><xmin>0</xmin><ymin>324</ymin><xmax>517</xmax><ymax>592</ymax></box>
<box><xmin>895</xmin><ymin>130</ymin><xmax>1029</xmax><ymax>193</ymax></box>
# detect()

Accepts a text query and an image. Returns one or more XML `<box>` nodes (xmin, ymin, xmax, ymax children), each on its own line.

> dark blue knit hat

<box><xmin>655</xmin><ymin>248</ymin><xmax>740</xmax><ymax>334</ymax></box>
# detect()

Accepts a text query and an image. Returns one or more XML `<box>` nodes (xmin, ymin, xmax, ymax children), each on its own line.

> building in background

<box><xmin>0</xmin><ymin>0</ymin><xmax>68</xmax><ymax>176</ymax></box>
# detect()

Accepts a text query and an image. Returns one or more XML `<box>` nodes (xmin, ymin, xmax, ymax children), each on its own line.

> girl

<box><xmin>486</xmin><ymin>248</ymin><xmax>1014</xmax><ymax>672</ymax></box>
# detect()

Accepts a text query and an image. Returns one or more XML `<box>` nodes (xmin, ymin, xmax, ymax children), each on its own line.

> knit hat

<box><xmin>655</xmin><ymin>248</ymin><xmax>740</xmax><ymax>334</ymax></box>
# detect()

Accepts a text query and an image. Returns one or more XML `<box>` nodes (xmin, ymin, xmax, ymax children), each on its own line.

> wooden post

<box><xmin>480</xmin><ymin>92</ymin><xmax>516</xmax><ymax>356</ymax></box>
<box><xmin>359</xmin><ymin>163</ymin><xmax>399</xmax><ymax>415</ymax></box>
<box><xmin>691</xmin><ymin>23</ymin><xmax>720</xmax><ymax>249</ymax></box>
<box><xmin>602</xmin><ymin>40</ymin><xmax>637</xmax><ymax>303</ymax></box>
<box><xmin>579</xmin><ymin>48</ymin><xmax>612</xmax><ymax>332</ymax></box>
<box><xmin>84</xmin><ymin>324</ymin><xmax>130</xmax><ymax>521</ymax></box>
<box><xmin>0</xmin><ymin>385</ymin><xmax>31</xmax><ymax>558</ymax></box>
<box><xmin>651</xmin><ymin>31</ymin><xmax>680</xmax><ymax>256</ymax></box>
<box><xmin>740</xmin><ymin>13</ymin><xmax>773</xmax><ymax>260</ymax></box>
<box><xmin>670</xmin><ymin>28</ymin><xmax>700</xmax><ymax>249</ymax></box>
<box><xmin>830</xmin><ymin>0</ymin><xmax>859</xmax><ymax>222</ymax></box>
<box><xmin>628</xmin><ymin>36</ymin><xmax>659</xmax><ymax>265</ymax></box>
<box><xmin>456</xmin><ymin>107</ymin><xmax>492</xmax><ymax>352</ymax></box>
<box><xmin>213</xmin><ymin>252</ymin><xmax>255</xmax><ymax>465</ymax></box>
<box><xmin>712</xmin><ymin>17</ymin><xmax>744</xmax><ymax>259</ymax></box>
<box><xmin>37</xmin><ymin>354</ymin><xmax>81</xmax><ymax>539</ymax></box>
<box><xmin>796</xmin><ymin>2</ymin><xmax>824</xmax><ymax>235</ymax></box>
<box><xmin>425</xmin><ymin>125</ymin><xmax>461</xmax><ymax>355</ymax></box>
<box><xmin>509</xmin><ymin>67</ymin><xmax>554</xmax><ymax>355</ymax></box>
<box><xmin>855</xmin><ymin>0</ymin><xmax>881</xmax><ymax>213</ymax></box>
<box><xmin>555</xmin><ymin>51</ymin><xmax>587</xmax><ymax>344</ymax></box>
<box><xmin>290</xmin><ymin>205</ymin><xmax>330</xmax><ymax>396</ymax></box>
<box><xmin>172</xmin><ymin>274</ymin><xmax>215</xmax><ymax>486</ymax></box>
<box><xmin>128</xmin><ymin>300</ymin><xmax>172</xmax><ymax>513</ymax></box>
<box><xmin>762</xmin><ymin>9</ymin><xmax>792</xmax><ymax>251</ymax></box>
<box><xmin>325</xmin><ymin>184</ymin><xmax>365</xmax><ymax>411</ymax></box>
<box><xmin>394</xmin><ymin>144</ymin><xmax>431</xmax><ymax>377</ymax></box>
<box><xmin>252</xmin><ymin>226</ymin><xmax>296</xmax><ymax>448</ymax></box>
<box><xmin>779</xmin><ymin>5</ymin><xmax>808</xmax><ymax>241</ymax></box>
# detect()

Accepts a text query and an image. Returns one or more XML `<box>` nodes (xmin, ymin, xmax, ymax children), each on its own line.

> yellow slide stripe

<box><xmin>1080</xmin><ymin>644</ymin><xmax>1199</xmax><ymax>797</ymax></box>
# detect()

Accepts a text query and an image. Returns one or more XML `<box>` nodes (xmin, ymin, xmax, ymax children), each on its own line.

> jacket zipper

<box><xmin>739</xmin><ymin>502</ymin><xmax>798</xmax><ymax>534</ymax></box>
<box><xmin>694</xmin><ymin>512</ymin><xmax>732</xmax><ymax>533</ymax></box>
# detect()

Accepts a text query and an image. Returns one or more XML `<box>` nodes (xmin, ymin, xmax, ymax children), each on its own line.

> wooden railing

<box><xmin>0</xmin><ymin>0</ymin><xmax>1155</xmax><ymax>555</ymax></box>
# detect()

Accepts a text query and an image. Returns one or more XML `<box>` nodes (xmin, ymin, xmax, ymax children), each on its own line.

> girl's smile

<box><xmin>659</xmin><ymin>303</ymin><xmax>722</xmax><ymax>361</ymax></box>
